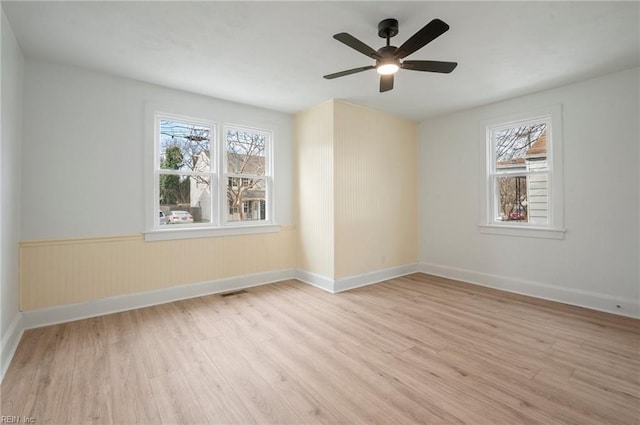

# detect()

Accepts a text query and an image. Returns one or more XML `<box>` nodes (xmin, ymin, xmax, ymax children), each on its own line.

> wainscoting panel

<box><xmin>20</xmin><ymin>226</ymin><xmax>296</xmax><ymax>310</ymax></box>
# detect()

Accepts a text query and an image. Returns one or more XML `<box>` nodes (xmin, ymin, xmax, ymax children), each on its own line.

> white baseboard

<box><xmin>1</xmin><ymin>312</ymin><xmax>24</xmax><ymax>383</ymax></box>
<box><xmin>295</xmin><ymin>263</ymin><xmax>420</xmax><ymax>293</ymax></box>
<box><xmin>295</xmin><ymin>269</ymin><xmax>335</xmax><ymax>293</ymax></box>
<box><xmin>420</xmin><ymin>262</ymin><xmax>640</xmax><ymax>319</ymax></box>
<box><xmin>22</xmin><ymin>268</ymin><xmax>297</xmax><ymax>330</ymax></box>
<box><xmin>334</xmin><ymin>263</ymin><xmax>420</xmax><ymax>292</ymax></box>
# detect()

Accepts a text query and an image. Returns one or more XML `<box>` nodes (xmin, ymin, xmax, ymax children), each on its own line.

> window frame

<box><xmin>144</xmin><ymin>106</ymin><xmax>279</xmax><ymax>241</ymax></box>
<box><xmin>479</xmin><ymin>105</ymin><xmax>565</xmax><ymax>239</ymax></box>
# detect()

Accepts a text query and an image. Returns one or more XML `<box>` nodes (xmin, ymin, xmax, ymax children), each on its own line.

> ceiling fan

<box><xmin>323</xmin><ymin>18</ymin><xmax>458</xmax><ymax>92</ymax></box>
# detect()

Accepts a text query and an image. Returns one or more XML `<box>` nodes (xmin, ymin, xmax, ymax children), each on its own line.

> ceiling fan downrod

<box><xmin>378</xmin><ymin>18</ymin><xmax>399</xmax><ymax>46</ymax></box>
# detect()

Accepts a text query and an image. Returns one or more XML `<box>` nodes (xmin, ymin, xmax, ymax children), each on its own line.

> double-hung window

<box><xmin>480</xmin><ymin>105</ymin><xmax>565</xmax><ymax>239</ymax></box>
<box><xmin>146</xmin><ymin>110</ymin><xmax>276</xmax><ymax>241</ymax></box>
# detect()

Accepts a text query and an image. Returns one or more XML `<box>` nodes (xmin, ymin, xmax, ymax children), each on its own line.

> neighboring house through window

<box><xmin>223</xmin><ymin>126</ymin><xmax>271</xmax><ymax>224</ymax></box>
<box><xmin>157</xmin><ymin>116</ymin><xmax>215</xmax><ymax>226</ymax></box>
<box><xmin>480</xmin><ymin>105</ymin><xmax>565</xmax><ymax>239</ymax></box>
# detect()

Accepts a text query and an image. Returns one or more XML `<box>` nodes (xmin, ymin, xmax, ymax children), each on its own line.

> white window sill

<box><xmin>144</xmin><ymin>224</ymin><xmax>281</xmax><ymax>241</ymax></box>
<box><xmin>479</xmin><ymin>224</ymin><xmax>566</xmax><ymax>240</ymax></box>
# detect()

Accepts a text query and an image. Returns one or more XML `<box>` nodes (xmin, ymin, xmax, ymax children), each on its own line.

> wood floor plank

<box><xmin>270</xmin><ymin>281</ymin><xmax>416</xmax><ymax>353</ymax></box>
<box><xmin>199</xmin><ymin>336</ymin><xmax>303</xmax><ymax>425</ymax></box>
<box><xmin>333</xmin><ymin>339</ymin><xmax>535</xmax><ymax>425</ymax></box>
<box><xmin>149</xmin><ymin>370</ymin><xmax>209</xmax><ymax>425</ymax></box>
<box><xmin>65</xmin><ymin>319</ymin><xmax>113</xmax><ymax>425</ymax></box>
<box><xmin>172</xmin><ymin>297</ymin><xmax>223</xmax><ymax>340</ymax></box>
<box><xmin>226</xmin><ymin>335</ymin><xmax>349</xmax><ymax>425</ymax></box>
<box><xmin>137</xmin><ymin>336</ymin><xmax>185</xmax><ymax>380</ymax></box>
<box><xmin>182</xmin><ymin>349</ymin><xmax>258</xmax><ymax>425</ymax></box>
<box><xmin>108</xmin><ymin>339</ymin><xmax>162</xmax><ymax>425</ymax></box>
<box><xmin>546</xmin><ymin>338</ymin><xmax>640</xmax><ymax>384</ymax></box>
<box><xmin>286</xmin><ymin>337</ymin><xmax>433</xmax><ymax>424</ymax></box>
<box><xmin>102</xmin><ymin>310</ymin><xmax>139</xmax><ymax>345</ymax></box>
<box><xmin>532</xmin><ymin>369</ymin><xmax>638</xmax><ymax>424</ymax></box>
<box><xmin>25</xmin><ymin>323</ymin><xmax>78</xmax><ymax>424</ymax></box>
<box><xmin>258</xmin><ymin>337</ymin><xmax>404</xmax><ymax>425</ymax></box>
<box><xmin>325</xmin><ymin>342</ymin><xmax>466</xmax><ymax>424</ymax></box>
<box><xmin>0</xmin><ymin>326</ymin><xmax>58</xmax><ymax>417</ymax></box>
<box><xmin>228</xmin><ymin>289</ymin><xmax>310</xmax><ymax>345</ymax></box>
<box><xmin>429</xmin><ymin>346</ymin><xmax>614</xmax><ymax>425</ymax></box>
<box><xmin>245</xmin><ymin>332</ymin><xmax>368</xmax><ymax>424</ymax></box>
<box><xmin>2</xmin><ymin>273</ymin><xmax>638</xmax><ymax>425</ymax></box>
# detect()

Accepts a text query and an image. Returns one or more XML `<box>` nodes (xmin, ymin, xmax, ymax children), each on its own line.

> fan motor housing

<box><xmin>378</xmin><ymin>18</ymin><xmax>399</xmax><ymax>38</ymax></box>
<box><xmin>376</xmin><ymin>45</ymin><xmax>398</xmax><ymax>59</ymax></box>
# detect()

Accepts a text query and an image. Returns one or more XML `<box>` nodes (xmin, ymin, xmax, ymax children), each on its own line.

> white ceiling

<box><xmin>3</xmin><ymin>1</ymin><xmax>639</xmax><ymax>121</ymax></box>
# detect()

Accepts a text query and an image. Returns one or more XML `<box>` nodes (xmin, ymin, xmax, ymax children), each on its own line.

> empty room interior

<box><xmin>1</xmin><ymin>1</ymin><xmax>639</xmax><ymax>424</ymax></box>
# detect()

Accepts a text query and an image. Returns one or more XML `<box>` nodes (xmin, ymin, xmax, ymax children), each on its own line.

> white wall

<box><xmin>1</xmin><ymin>7</ymin><xmax>24</xmax><ymax>376</ymax></box>
<box><xmin>419</xmin><ymin>68</ymin><xmax>640</xmax><ymax>317</ymax></box>
<box><xmin>21</xmin><ymin>58</ymin><xmax>293</xmax><ymax>241</ymax></box>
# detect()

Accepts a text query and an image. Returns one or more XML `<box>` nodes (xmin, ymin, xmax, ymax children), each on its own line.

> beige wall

<box><xmin>334</xmin><ymin>101</ymin><xmax>418</xmax><ymax>278</ymax></box>
<box><xmin>294</xmin><ymin>100</ymin><xmax>418</xmax><ymax>280</ymax></box>
<box><xmin>20</xmin><ymin>227</ymin><xmax>295</xmax><ymax>310</ymax></box>
<box><xmin>293</xmin><ymin>101</ymin><xmax>335</xmax><ymax>278</ymax></box>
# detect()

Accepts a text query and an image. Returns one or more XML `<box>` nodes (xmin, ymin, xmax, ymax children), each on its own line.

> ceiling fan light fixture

<box><xmin>323</xmin><ymin>18</ymin><xmax>457</xmax><ymax>92</ymax></box>
<box><xmin>377</xmin><ymin>62</ymin><xmax>399</xmax><ymax>75</ymax></box>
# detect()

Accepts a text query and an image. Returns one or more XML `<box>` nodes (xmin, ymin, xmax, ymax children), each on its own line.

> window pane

<box><xmin>226</xmin><ymin>128</ymin><xmax>266</xmax><ymax>175</ymax></box>
<box><xmin>495</xmin><ymin>176</ymin><xmax>528</xmax><ymax>222</ymax></box>
<box><xmin>495</xmin><ymin>123</ymin><xmax>547</xmax><ymax>170</ymax></box>
<box><xmin>227</xmin><ymin>177</ymin><xmax>266</xmax><ymax>222</ymax></box>
<box><xmin>160</xmin><ymin>120</ymin><xmax>211</xmax><ymax>172</ymax></box>
<box><xmin>159</xmin><ymin>173</ymin><xmax>212</xmax><ymax>225</ymax></box>
<box><xmin>495</xmin><ymin>174</ymin><xmax>549</xmax><ymax>225</ymax></box>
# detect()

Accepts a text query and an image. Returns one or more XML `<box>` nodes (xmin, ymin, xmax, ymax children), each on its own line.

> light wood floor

<box><xmin>2</xmin><ymin>273</ymin><xmax>639</xmax><ymax>425</ymax></box>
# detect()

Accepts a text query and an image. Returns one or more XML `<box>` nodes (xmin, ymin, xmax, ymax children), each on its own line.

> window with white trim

<box><xmin>148</xmin><ymin>112</ymin><xmax>275</xmax><ymax>239</ymax></box>
<box><xmin>481</xmin><ymin>105</ymin><xmax>565</xmax><ymax>239</ymax></box>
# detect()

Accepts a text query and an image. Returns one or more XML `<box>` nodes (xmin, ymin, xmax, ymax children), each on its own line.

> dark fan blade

<box><xmin>323</xmin><ymin>65</ymin><xmax>375</xmax><ymax>79</ymax></box>
<box><xmin>380</xmin><ymin>74</ymin><xmax>394</xmax><ymax>92</ymax></box>
<box><xmin>334</xmin><ymin>33</ymin><xmax>382</xmax><ymax>59</ymax></box>
<box><xmin>402</xmin><ymin>60</ymin><xmax>457</xmax><ymax>73</ymax></box>
<box><xmin>393</xmin><ymin>19</ymin><xmax>450</xmax><ymax>59</ymax></box>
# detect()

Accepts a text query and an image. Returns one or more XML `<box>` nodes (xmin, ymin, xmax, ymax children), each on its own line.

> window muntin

<box><xmin>224</xmin><ymin>126</ymin><xmax>271</xmax><ymax>224</ymax></box>
<box><xmin>488</xmin><ymin>118</ymin><xmax>552</xmax><ymax>226</ymax></box>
